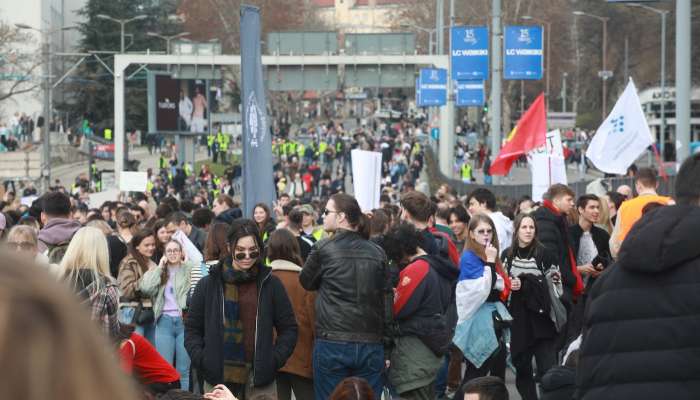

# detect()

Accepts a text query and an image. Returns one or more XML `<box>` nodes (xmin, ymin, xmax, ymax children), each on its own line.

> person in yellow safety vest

<box><xmin>104</xmin><ymin>128</ymin><xmax>112</xmax><ymax>141</ymax></box>
<box><xmin>411</xmin><ymin>142</ymin><xmax>421</xmax><ymax>157</ymax></box>
<box><xmin>184</xmin><ymin>162</ymin><xmax>192</xmax><ymax>177</ymax></box>
<box><xmin>146</xmin><ymin>179</ymin><xmax>154</xmax><ymax>193</ymax></box>
<box><xmin>461</xmin><ymin>162</ymin><xmax>473</xmax><ymax>183</ymax></box>
<box><xmin>220</xmin><ymin>134</ymin><xmax>230</xmax><ymax>164</ymax></box>
<box><xmin>159</xmin><ymin>153</ymin><xmax>167</xmax><ymax>170</ymax></box>
<box><xmin>297</xmin><ymin>143</ymin><xmax>305</xmax><ymax>159</ymax></box>
<box><xmin>207</xmin><ymin>133</ymin><xmax>215</xmax><ymax>157</ymax></box>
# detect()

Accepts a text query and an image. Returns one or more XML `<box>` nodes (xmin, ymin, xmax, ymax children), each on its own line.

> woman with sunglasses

<box><xmin>451</xmin><ymin>213</ymin><xmax>511</xmax><ymax>397</ymax></box>
<box><xmin>185</xmin><ymin>218</ymin><xmax>298</xmax><ymax>399</ymax></box>
<box><xmin>501</xmin><ymin>213</ymin><xmax>562</xmax><ymax>400</ymax></box>
<box><xmin>139</xmin><ymin>239</ymin><xmax>193</xmax><ymax>390</ymax></box>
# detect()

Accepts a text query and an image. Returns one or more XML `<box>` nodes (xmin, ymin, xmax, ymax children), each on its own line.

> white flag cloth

<box><xmin>586</xmin><ymin>79</ymin><xmax>653</xmax><ymax>175</ymax></box>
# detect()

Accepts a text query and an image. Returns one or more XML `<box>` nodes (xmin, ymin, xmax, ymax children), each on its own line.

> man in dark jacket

<box><xmin>185</xmin><ymin>221</ymin><xmax>297</xmax><ymax>396</ymax></box>
<box><xmin>300</xmin><ymin>193</ymin><xmax>389</xmax><ymax>400</ymax></box>
<box><xmin>577</xmin><ymin>154</ymin><xmax>700</xmax><ymax>400</ymax></box>
<box><xmin>166</xmin><ymin>211</ymin><xmax>207</xmax><ymax>253</ymax></box>
<box><xmin>567</xmin><ymin>194</ymin><xmax>612</xmax><ymax>339</ymax></box>
<box><xmin>532</xmin><ymin>184</ymin><xmax>583</xmax><ymax>310</ymax></box>
<box><xmin>382</xmin><ymin>223</ymin><xmax>459</xmax><ymax>398</ymax></box>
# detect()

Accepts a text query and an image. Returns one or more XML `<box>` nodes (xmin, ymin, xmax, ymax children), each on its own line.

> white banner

<box><xmin>119</xmin><ymin>171</ymin><xmax>148</xmax><ymax>192</ymax></box>
<box><xmin>586</xmin><ymin>78</ymin><xmax>653</xmax><ymax>174</ymax></box>
<box><xmin>351</xmin><ymin>149</ymin><xmax>383</xmax><ymax>212</ymax></box>
<box><xmin>528</xmin><ymin>130</ymin><xmax>567</xmax><ymax>201</ymax></box>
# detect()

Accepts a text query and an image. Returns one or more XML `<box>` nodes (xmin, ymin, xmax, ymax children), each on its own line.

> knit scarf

<box><xmin>222</xmin><ymin>261</ymin><xmax>258</xmax><ymax>385</ymax></box>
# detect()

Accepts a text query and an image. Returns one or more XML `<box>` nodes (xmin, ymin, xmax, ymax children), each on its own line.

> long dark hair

<box><xmin>127</xmin><ymin>228</ymin><xmax>155</xmax><ymax>273</ymax></box>
<box><xmin>227</xmin><ymin>219</ymin><xmax>264</xmax><ymax>268</ymax></box>
<box><xmin>253</xmin><ymin>203</ymin><xmax>272</xmax><ymax>231</ymax></box>
<box><xmin>330</xmin><ymin>193</ymin><xmax>370</xmax><ymax>239</ymax></box>
<box><xmin>267</xmin><ymin>229</ymin><xmax>303</xmax><ymax>267</ymax></box>
<box><xmin>152</xmin><ymin>219</ymin><xmax>168</xmax><ymax>260</ymax></box>
<box><xmin>506</xmin><ymin>213</ymin><xmax>542</xmax><ymax>259</ymax></box>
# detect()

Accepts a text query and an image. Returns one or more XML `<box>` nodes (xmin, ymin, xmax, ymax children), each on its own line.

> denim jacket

<box><xmin>453</xmin><ymin>301</ymin><xmax>512</xmax><ymax>368</ymax></box>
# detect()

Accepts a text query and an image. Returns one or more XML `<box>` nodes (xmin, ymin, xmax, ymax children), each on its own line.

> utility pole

<box><xmin>490</xmin><ymin>0</ymin><xmax>503</xmax><ymax>181</ymax></box>
<box><xmin>438</xmin><ymin>0</ymin><xmax>456</xmax><ymax>178</ymax></box>
<box><xmin>676</xmin><ymin>0</ymin><xmax>691</xmax><ymax>163</ymax></box>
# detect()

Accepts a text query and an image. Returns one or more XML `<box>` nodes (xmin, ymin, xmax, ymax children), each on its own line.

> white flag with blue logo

<box><xmin>586</xmin><ymin>78</ymin><xmax>653</xmax><ymax>175</ymax></box>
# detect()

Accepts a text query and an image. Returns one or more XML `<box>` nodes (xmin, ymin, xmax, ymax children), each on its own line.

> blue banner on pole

<box><xmin>241</xmin><ymin>5</ymin><xmax>275</xmax><ymax>217</ymax></box>
<box><xmin>451</xmin><ymin>26</ymin><xmax>489</xmax><ymax>80</ymax></box>
<box><xmin>504</xmin><ymin>25</ymin><xmax>544</xmax><ymax>80</ymax></box>
<box><xmin>417</xmin><ymin>68</ymin><xmax>447</xmax><ymax>107</ymax></box>
<box><xmin>455</xmin><ymin>79</ymin><xmax>485</xmax><ymax>107</ymax></box>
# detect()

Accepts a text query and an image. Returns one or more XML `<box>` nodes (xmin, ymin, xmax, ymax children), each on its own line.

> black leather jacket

<box><xmin>300</xmin><ymin>229</ymin><xmax>389</xmax><ymax>343</ymax></box>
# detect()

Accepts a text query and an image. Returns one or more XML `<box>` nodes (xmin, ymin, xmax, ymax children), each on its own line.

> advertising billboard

<box><xmin>148</xmin><ymin>73</ymin><xmax>216</xmax><ymax>134</ymax></box>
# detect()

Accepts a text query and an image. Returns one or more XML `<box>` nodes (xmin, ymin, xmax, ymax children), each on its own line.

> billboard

<box><xmin>450</xmin><ymin>26</ymin><xmax>489</xmax><ymax>80</ymax></box>
<box><xmin>456</xmin><ymin>79</ymin><xmax>485</xmax><ymax>107</ymax></box>
<box><xmin>504</xmin><ymin>25</ymin><xmax>544</xmax><ymax>80</ymax></box>
<box><xmin>148</xmin><ymin>73</ymin><xmax>216</xmax><ymax>134</ymax></box>
<box><xmin>417</xmin><ymin>68</ymin><xmax>447</xmax><ymax>107</ymax></box>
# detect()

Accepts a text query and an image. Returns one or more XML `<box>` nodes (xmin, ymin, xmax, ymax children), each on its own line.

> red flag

<box><xmin>490</xmin><ymin>93</ymin><xmax>547</xmax><ymax>176</ymax></box>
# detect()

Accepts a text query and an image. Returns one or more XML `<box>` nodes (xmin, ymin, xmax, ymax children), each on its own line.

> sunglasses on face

<box><xmin>475</xmin><ymin>229</ymin><xmax>493</xmax><ymax>235</ymax></box>
<box><xmin>323</xmin><ymin>209</ymin><xmax>338</xmax><ymax>217</ymax></box>
<box><xmin>234</xmin><ymin>250</ymin><xmax>260</xmax><ymax>261</ymax></box>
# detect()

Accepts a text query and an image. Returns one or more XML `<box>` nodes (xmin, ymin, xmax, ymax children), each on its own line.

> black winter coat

<box><xmin>541</xmin><ymin>366</ymin><xmax>575</xmax><ymax>400</ymax></box>
<box><xmin>184</xmin><ymin>261</ymin><xmax>298</xmax><ymax>387</ymax></box>
<box><xmin>533</xmin><ymin>205</ymin><xmax>576</xmax><ymax>307</ymax></box>
<box><xmin>577</xmin><ymin>205</ymin><xmax>700</xmax><ymax>399</ymax></box>
<box><xmin>300</xmin><ymin>229</ymin><xmax>389</xmax><ymax>343</ymax></box>
<box><xmin>394</xmin><ymin>254</ymin><xmax>459</xmax><ymax>356</ymax></box>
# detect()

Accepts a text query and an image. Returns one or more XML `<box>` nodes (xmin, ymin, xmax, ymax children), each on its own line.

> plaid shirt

<box><xmin>75</xmin><ymin>272</ymin><xmax>121</xmax><ymax>339</ymax></box>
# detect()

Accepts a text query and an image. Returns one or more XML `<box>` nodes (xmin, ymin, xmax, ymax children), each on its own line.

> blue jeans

<box><xmin>119</xmin><ymin>306</ymin><xmax>155</xmax><ymax>344</ymax></box>
<box><xmin>312</xmin><ymin>339</ymin><xmax>384</xmax><ymax>400</ymax></box>
<box><xmin>155</xmin><ymin>314</ymin><xmax>190</xmax><ymax>391</ymax></box>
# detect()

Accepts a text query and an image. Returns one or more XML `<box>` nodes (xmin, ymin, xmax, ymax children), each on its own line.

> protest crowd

<box><xmin>1</xmin><ymin>112</ymin><xmax>700</xmax><ymax>400</ymax></box>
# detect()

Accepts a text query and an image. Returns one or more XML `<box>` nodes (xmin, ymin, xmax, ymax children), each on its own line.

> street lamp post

<box><xmin>96</xmin><ymin>14</ymin><xmax>146</xmax><ymax>171</ymax></box>
<box><xmin>627</xmin><ymin>4</ymin><xmax>668</xmax><ymax>161</ymax></box>
<box><xmin>15</xmin><ymin>23</ymin><xmax>75</xmax><ymax>191</ymax></box>
<box><xmin>96</xmin><ymin>14</ymin><xmax>148</xmax><ymax>53</ymax></box>
<box><xmin>146</xmin><ymin>31</ymin><xmax>190</xmax><ymax>54</ymax></box>
<box><xmin>573</xmin><ymin>11</ymin><xmax>609</xmax><ymax>121</ymax></box>
<box><xmin>521</xmin><ymin>16</ymin><xmax>551</xmax><ymax>112</ymax></box>
<box><xmin>400</xmin><ymin>23</ymin><xmax>435</xmax><ymax>55</ymax></box>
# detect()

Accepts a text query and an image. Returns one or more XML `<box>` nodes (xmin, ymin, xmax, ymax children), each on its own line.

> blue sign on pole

<box><xmin>451</xmin><ymin>26</ymin><xmax>489</xmax><ymax>80</ymax></box>
<box><xmin>455</xmin><ymin>79</ymin><xmax>485</xmax><ymax>107</ymax></box>
<box><xmin>431</xmin><ymin>127</ymin><xmax>439</xmax><ymax>140</ymax></box>
<box><xmin>504</xmin><ymin>25</ymin><xmax>544</xmax><ymax>80</ymax></box>
<box><xmin>417</xmin><ymin>68</ymin><xmax>447</xmax><ymax>107</ymax></box>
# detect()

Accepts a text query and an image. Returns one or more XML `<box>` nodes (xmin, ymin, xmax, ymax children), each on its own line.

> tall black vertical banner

<box><xmin>240</xmin><ymin>5</ymin><xmax>274</xmax><ymax>217</ymax></box>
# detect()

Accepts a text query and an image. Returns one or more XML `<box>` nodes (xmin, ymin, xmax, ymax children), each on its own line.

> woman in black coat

<box><xmin>185</xmin><ymin>219</ymin><xmax>297</xmax><ymax>399</ymax></box>
<box><xmin>502</xmin><ymin>213</ymin><xmax>562</xmax><ymax>400</ymax></box>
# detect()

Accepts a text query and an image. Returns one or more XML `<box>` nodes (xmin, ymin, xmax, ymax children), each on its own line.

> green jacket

<box><xmin>389</xmin><ymin>336</ymin><xmax>443</xmax><ymax>395</ymax></box>
<box><xmin>139</xmin><ymin>261</ymin><xmax>193</xmax><ymax>319</ymax></box>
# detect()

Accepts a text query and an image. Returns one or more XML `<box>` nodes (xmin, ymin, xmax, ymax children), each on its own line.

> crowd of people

<box><xmin>1</xmin><ymin>111</ymin><xmax>699</xmax><ymax>400</ymax></box>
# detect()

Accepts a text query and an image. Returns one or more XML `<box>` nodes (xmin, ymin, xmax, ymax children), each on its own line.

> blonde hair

<box><xmin>7</xmin><ymin>225</ymin><xmax>38</xmax><ymax>246</ymax></box>
<box><xmin>596</xmin><ymin>196</ymin><xmax>613</xmax><ymax>234</ymax></box>
<box><xmin>60</xmin><ymin>227</ymin><xmax>112</xmax><ymax>288</ymax></box>
<box><xmin>0</xmin><ymin>250</ymin><xmax>137</xmax><ymax>400</ymax></box>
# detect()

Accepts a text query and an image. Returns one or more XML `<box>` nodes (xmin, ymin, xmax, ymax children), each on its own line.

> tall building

<box><xmin>0</xmin><ymin>0</ymin><xmax>86</xmax><ymax>123</ymax></box>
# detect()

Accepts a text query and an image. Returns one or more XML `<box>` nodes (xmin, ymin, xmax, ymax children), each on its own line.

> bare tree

<box><xmin>0</xmin><ymin>20</ymin><xmax>42</xmax><ymax>103</ymax></box>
